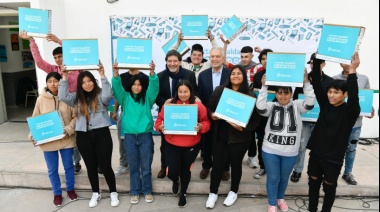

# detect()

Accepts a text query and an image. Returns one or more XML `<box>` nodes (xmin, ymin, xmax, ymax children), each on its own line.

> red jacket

<box><xmin>154</xmin><ymin>100</ymin><xmax>211</xmax><ymax>147</ymax></box>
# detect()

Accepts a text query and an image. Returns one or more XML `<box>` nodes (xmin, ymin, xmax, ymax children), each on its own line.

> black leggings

<box><xmin>76</xmin><ymin>127</ymin><xmax>116</xmax><ymax>193</ymax></box>
<box><xmin>210</xmin><ymin>140</ymin><xmax>250</xmax><ymax>194</ymax></box>
<box><xmin>247</xmin><ymin>130</ymin><xmax>257</xmax><ymax>157</ymax></box>
<box><xmin>165</xmin><ymin>141</ymin><xmax>201</xmax><ymax>195</ymax></box>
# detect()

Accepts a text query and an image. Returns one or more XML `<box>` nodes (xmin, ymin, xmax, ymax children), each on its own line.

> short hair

<box><xmin>210</xmin><ymin>46</ymin><xmax>224</xmax><ymax>57</ymax></box>
<box><xmin>276</xmin><ymin>86</ymin><xmax>293</xmax><ymax>93</ymax></box>
<box><xmin>46</xmin><ymin>72</ymin><xmax>62</xmax><ymax>82</ymax></box>
<box><xmin>165</xmin><ymin>50</ymin><xmax>182</xmax><ymax>62</ymax></box>
<box><xmin>240</xmin><ymin>46</ymin><xmax>253</xmax><ymax>53</ymax></box>
<box><xmin>52</xmin><ymin>47</ymin><xmax>62</xmax><ymax>56</ymax></box>
<box><xmin>328</xmin><ymin>80</ymin><xmax>348</xmax><ymax>93</ymax></box>
<box><xmin>258</xmin><ymin>48</ymin><xmax>273</xmax><ymax>62</ymax></box>
<box><xmin>191</xmin><ymin>44</ymin><xmax>203</xmax><ymax>54</ymax></box>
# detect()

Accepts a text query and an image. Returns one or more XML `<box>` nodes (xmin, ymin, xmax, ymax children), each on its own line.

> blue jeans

<box><xmin>43</xmin><ymin>148</ymin><xmax>75</xmax><ymax>195</ymax></box>
<box><xmin>344</xmin><ymin>126</ymin><xmax>361</xmax><ymax>175</ymax></box>
<box><xmin>293</xmin><ymin>122</ymin><xmax>315</xmax><ymax>173</ymax></box>
<box><xmin>125</xmin><ymin>132</ymin><xmax>154</xmax><ymax>195</ymax></box>
<box><xmin>117</xmin><ymin>114</ymin><xmax>128</xmax><ymax>167</ymax></box>
<box><xmin>262</xmin><ymin>151</ymin><xmax>297</xmax><ymax>206</ymax></box>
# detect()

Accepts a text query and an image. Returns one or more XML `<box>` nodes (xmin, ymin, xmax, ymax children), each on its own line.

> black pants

<box><xmin>256</xmin><ymin>116</ymin><xmax>268</xmax><ymax>169</ymax></box>
<box><xmin>307</xmin><ymin>152</ymin><xmax>341</xmax><ymax>212</ymax></box>
<box><xmin>201</xmin><ymin>131</ymin><xmax>230</xmax><ymax>171</ymax></box>
<box><xmin>165</xmin><ymin>141</ymin><xmax>201</xmax><ymax>195</ymax></box>
<box><xmin>247</xmin><ymin>130</ymin><xmax>257</xmax><ymax>157</ymax></box>
<box><xmin>76</xmin><ymin>127</ymin><xmax>116</xmax><ymax>193</ymax></box>
<box><xmin>159</xmin><ymin>133</ymin><xmax>167</xmax><ymax>169</ymax></box>
<box><xmin>210</xmin><ymin>140</ymin><xmax>250</xmax><ymax>194</ymax></box>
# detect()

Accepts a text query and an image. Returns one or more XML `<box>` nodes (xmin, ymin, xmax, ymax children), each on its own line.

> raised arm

<box><xmin>58</xmin><ymin>66</ymin><xmax>76</xmax><ymax>107</ymax></box>
<box><xmin>311</xmin><ymin>58</ymin><xmax>328</xmax><ymax>108</ymax></box>
<box><xmin>98</xmin><ymin>61</ymin><xmax>114</xmax><ymax>105</ymax></box>
<box><xmin>346</xmin><ymin>53</ymin><xmax>361</xmax><ymax>126</ymax></box>
<box><xmin>296</xmin><ymin>69</ymin><xmax>316</xmax><ymax>114</ymax></box>
<box><xmin>147</xmin><ymin>61</ymin><xmax>160</xmax><ymax>106</ymax></box>
<box><xmin>112</xmin><ymin>62</ymin><xmax>125</xmax><ymax>107</ymax></box>
<box><xmin>255</xmin><ymin>74</ymin><xmax>273</xmax><ymax>117</ymax></box>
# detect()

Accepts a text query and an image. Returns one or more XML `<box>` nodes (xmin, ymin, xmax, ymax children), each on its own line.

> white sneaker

<box><xmin>206</xmin><ymin>193</ymin><xmax>218</xmax><ymax>209</ymax></box>
<box><xmin>223</xmin><ymin>191</ymin><xmax>237</xmax><ymax>207</ymax></box>
<box><xmin>254</xmin><ymin>169</ymin><xmax>266</xmax><ymax>179</ymax></box>
<box><xmin>247</xmin><ymin>157</ymin><xmax>258</xmax><ymax>168</ymax></box>
<box><xmin>89</xmin><ymin>192</ymin><xmax>101</xmax><ymax>208</ymax></box>
<box><xmin>114</xmin><ymin>165</ymin><xmax>129</xmax><ymax>176</ymax></box>
<box><xmin>110</xmin><ymin>192</ymin><xmax>120</xmax><ymax>207</ymax></box>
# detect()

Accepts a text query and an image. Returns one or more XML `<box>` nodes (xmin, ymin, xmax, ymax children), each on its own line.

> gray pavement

<box><xmin>0</xmin><ymin>121</ymin><xmax>379</xmax><ymax>211</ymax></box>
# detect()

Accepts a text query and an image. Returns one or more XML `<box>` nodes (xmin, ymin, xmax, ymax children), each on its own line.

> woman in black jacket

<box><xmin>205</xmin><ymin>65</ymin><xmax>261</xmax><ymax>209</ymax></box>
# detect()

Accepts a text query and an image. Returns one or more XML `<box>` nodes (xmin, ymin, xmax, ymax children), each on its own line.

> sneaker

<box><xmin>157</xmin><ymin>168</ymin><xmax>166</xmax><ymax>178</ymax></box>
<box><xmin>206</xmin><ymin>193</ymin><xmax>218</xmax><ymax>209</ymax></box>
<box><xmin>342</xmin><ymin>173</ymin><xmax>358</xmax><ymax>185</ymax></box>
<box><xmin>268</xmin><ymin>205</ymin><xmax>278</xmax><ymax>212</ymax></box>
<box><xmin>290</xmin><ymin>171</ymin><xmax>301</xmax><ymax>183</ymax></box>
<box><xmin>114</xmin><ymin>165</ymin><xmax>129</xmax><ymax>176</ymax></box>
<box><xmin>254</xmin><ymin>169</ymin><xmax>266</xmax><ymax>179</ymax></box>
<box><xmin>277</xmin><ymin>199</ymin><xmax>289</xmax><ymax>212</ymax></box>
<box><xmin>97</xmin><ymin>167</ymin><xmax>103</xmax><ymax>175</ymax></box>
<box><xmin>178</xmin><ymin>194</ymin><xmax>187</xmax><ymax>208</ymax></box>
<box><xmin>172</xmin><ymin>179</ymin><xmax>180</xmax><ymax>195</ymax></box>
<box><xmin>223</xmin><ymin>191</ymin><xmax>237</xmax><ymax>207</ymax></box>
<box><xmin>89</xmin><ymin>192</ymin><xmax>101</xmax><ymax>208</ymax></box>
<box><xmin>221</xmin><ymin>171</ymin><xmax>230</xmax><ymax>181</ymax></box>
<box><xmin>145</xmin><ymin>194</ymin><xmax>154</xmax><ymax>203</ymax></box>
<box><xmin>247</xmin><ymin>157</ymin><xmax>258</xmax><ymax>168</ymax></box>
<box><xmin>74</xmin><ymin>163</ymin><xmax>82</xmax><ymax>175</ymax></box>
<box><xmin>130</xmin><ymin>195</ymin><xmax>139</xmax><ymax>204</ymax></box>
<box><xmin>67</xmin><ymin>190</ymin><xmax>78</xmax><ymax>201</ymax></box>
<box><xmin>110</xmin><ymin>192</ymin><xmax>120</xmax><ymax>207</ymax></box>
<box><xmin>53</xmin><ymin>195</ymin><xmax>63</xmax><ymax>207</ymax></box>
<box><xmin>200</xmin><ymin>169</ymin><xmax>210</xmax><ymax>180</ymax></box>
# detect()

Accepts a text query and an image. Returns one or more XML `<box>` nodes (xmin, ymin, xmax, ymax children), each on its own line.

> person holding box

<box><xmin>155</xmin><ymin>80</ymin><xmax>211</xmax><ymax>208</ymax></box>
<box><xmin>112</xmin><ymin>61</ymin><xmax>158</xmax><ymax>205</ymax></box>
<box><xmin>58</xmin><ymin>63</ymin><xmax>119</xmax><ymax>208</ymax></box>
<box><xmin>256</xmin><ymin>70</ymin><xmax>316</xmax><ymax>212</ymax></box>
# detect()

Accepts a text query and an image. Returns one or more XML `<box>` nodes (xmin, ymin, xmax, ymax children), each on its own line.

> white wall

<box><xmin>2</xmin><ymin>0</ymin><xmax>378</xmax><ymax>137</ymax></box>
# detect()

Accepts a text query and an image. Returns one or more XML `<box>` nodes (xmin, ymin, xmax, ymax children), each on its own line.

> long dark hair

<box><xmin>74</xmin><ymin>71</ymin><xmax>101</xmax><ymax>121</ymax></box>
<box><xmin>170</xmin><ymin>80</ymin><xmax>196</xmax><ymax>104</ymax></box>
<box><xmin>125</xmin><ymin>74</ymin><xmax>149</xmax><ymax>104</ymax></box>
<box><xmin>224</xmin><ymin>65</ymin><xmax>250</xmax><ymax>94</ymax></box>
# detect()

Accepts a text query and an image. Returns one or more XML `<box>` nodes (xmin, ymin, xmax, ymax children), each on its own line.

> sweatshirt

<box><xmin>256</xmin><ymin>82</ymin><xmax>316</xmax><ymax>157</ymax></box>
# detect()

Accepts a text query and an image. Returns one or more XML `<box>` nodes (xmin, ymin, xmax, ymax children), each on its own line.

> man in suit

<box><xmin>198</xmin><ymin>47</ymin><xmax>231</xmax><ymax>180</ymax></box>
<box><xmin>155</xmin><ymin>50</ymin><xmax>197</xmax><ymax>178</ymax></box>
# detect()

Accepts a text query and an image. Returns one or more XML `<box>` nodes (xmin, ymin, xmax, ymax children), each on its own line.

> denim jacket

<box><xmin>58</xmin><ymin>78</ymin><xmax>114</xmax><ymax>132</ymax></box>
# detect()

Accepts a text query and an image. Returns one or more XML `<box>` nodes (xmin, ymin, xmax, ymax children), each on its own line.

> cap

<box><xmin>307</xmin><ymin>53</ymin><xmax>316</xmax><ymax>64</ymax></box>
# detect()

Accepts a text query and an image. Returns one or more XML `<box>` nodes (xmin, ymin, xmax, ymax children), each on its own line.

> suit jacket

<box><xmin>155</xmin><ymin>67</ymin><xmax>197</xmax><ymax>110</ymax></box>
<box><xmin>198</xmin><ymin>67</ymin><xmax>230</xmax><ymax>106</ymax></box>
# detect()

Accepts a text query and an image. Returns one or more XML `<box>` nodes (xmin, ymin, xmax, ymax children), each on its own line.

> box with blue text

<box><xmin>162</xmin><ymin>34</ymin><xmax>190</xmax><ymax>56</ymax></box>
<box><xmin>299</xmin><ymin>94</ymin><xmax>320</xmax><ymax>122</ymax></box>
<box><xmin>266</xmin><ymin>52</ymin><xmax>306</xmax><ymax>87</ymax></box>
<box><xmin>215</xmin><ymin>88</ymin><xmax>256</xmax><ymax>127</ymax></box>
<box><xmin>181</xmin><ymin>15</ymin><xmax>208</xmax><ymax>40</ymax></box>
<box><xmin>27</xmin><ymin>111</ymin><xmax>65</xmax><ymax>145</ymax></box>
<box><xmin>62</xmin><ymin>39</ymin><xmax>99</xmax><ymax>70</ymax></box>
<box><xmin>117</xmin><ymin>38</ymin><xmax>152</xmax><ymax>69</ymax></box>
<box><xmin>164</xmin><ymin>105</ymin><xmax>198</xmax><ymax>135</ymax></box>
<box><xmin>18</xmin><ymin>7</ymin><xmax>51</xmax><ymax>38</ymax></box>
<box><xmin>220</xmin><ymin>15</ymin><xmax>246</xmax><ymax>43</ymax></box>
<box><xmin>317</xmin><ymin>24</ymin><xmax>365</xmax><ymax>64</ymax></box>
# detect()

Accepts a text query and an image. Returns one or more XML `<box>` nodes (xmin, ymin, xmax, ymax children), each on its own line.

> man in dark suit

<box><xmin>198</xmin><ymin>47</ymin><xmax>230</xmax><ymax>180</ymax></box>
<box><xmin>155</xmin><ymin>50</ymin><xmax>197</xmax><ymax>178</ymax></box>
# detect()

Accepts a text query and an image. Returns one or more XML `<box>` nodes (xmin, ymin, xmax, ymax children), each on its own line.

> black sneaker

<box><xmin>172</xmin><ymin>179</ymin><xmax>180</xmax><ymax>195</ymax></box>
<box><xmin>290</xmin><ymin>171</ymin><xmax>301</xmax><ymax>183</ymax></box>
<box><xmin>178</xmin><ymin>194</ymin><xmax>187</xmax><ymax>208</ymax></box>
<box><xmin>97</xmin><ymin>167</ymin><xmax>103</xmax><ymax>175</ymax></box>
<box><xmin>74</xmin><ymin>163</ymin><xmax>82</xmax><ymax>175</ymax></box>
<box><xmin>342</xmin><ymin>173</ymin><xmax>358</xmax><ymax>185</ymax></box>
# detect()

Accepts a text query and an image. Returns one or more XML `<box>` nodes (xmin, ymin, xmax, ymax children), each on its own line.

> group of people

<box><xmin>22</xmin><ymin>28</ymin><xmax>374</xmax><ymax>212</ymax></box>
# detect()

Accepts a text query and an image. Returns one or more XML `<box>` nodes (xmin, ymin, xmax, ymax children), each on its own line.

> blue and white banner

<box><xmin>27</xmin><ymin>111</ymin><xmax>65</xmax><ymax>145</ymax></box>
<box><xmin>181</xmin><ymin>15</ymin><xmax>209</xmax><ymax>40</ymax></box>
<box><xmin>164</xmin><ymin>105</ymin><xmax>198</xmax><ymax>135</ymax></box>
<box><xmin>299</xmin><ymin>94</ymin><xmax>320</xmax><ymax>122</ymax></box>
<box><xmin>18</xmin><ymin>7</ymin><xmax>51</xmax><ymax>38</ymax></box>
<box><xmin>317</xmin><ymin>24</ymin><xmax>365</xmax><ymax>64</ymax></box>
<box><xmin>215</xmin><ymin>88</ymin><xmax>256</xmax><ymax>127</ymax></box>
<box><xmin>266</xmin><ymin>52</ymin><xmax>306</xmax><ymax>87</ymax></box>
<box><xmin>116</xmin><ymin>38</ymin><xmax>152</xmax><ymax>69</ymax></box>
<box><xmin>110</xmin><ymin>16</ymin><xmax>323</xmax><ymax>73</ymax></box>
<box><xmin>62</xmin><ymin>39</ymin><xmax>99</xmax><ymax>70</ymax></box>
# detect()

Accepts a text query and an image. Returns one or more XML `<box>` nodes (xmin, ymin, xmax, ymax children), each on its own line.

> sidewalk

<box><xmin>0</xmin><ymin>122</ymin><xmax>378</xmax><ymax>197</ymax></box>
